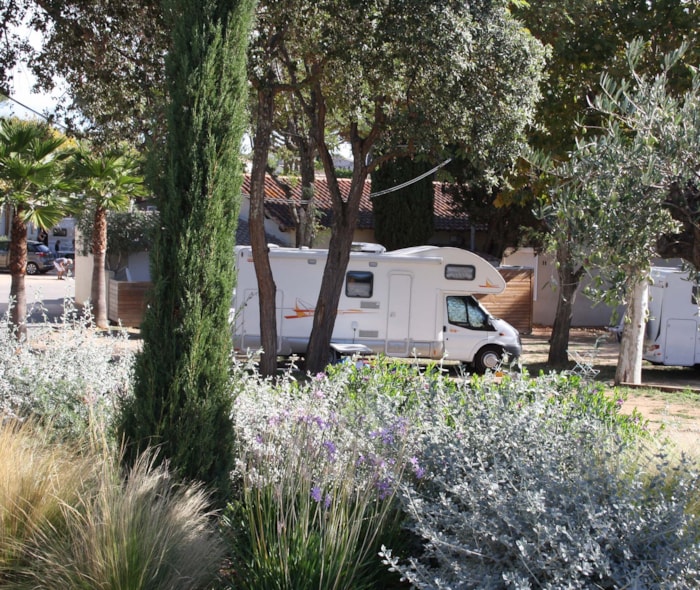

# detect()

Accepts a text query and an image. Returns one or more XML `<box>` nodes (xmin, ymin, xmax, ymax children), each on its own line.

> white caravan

<box><xmin>644</xmin><ymin>267</ymin><xmax>700</xmax><ymax>367</ymax></box>
<box><xmin>232</xmin><ymin>244</ymin><xmax>522</xmax><ymax>371</ymax></box>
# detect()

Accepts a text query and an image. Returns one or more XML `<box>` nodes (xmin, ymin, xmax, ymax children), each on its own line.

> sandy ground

<box><xmin>521</xmin><ymin>327</ymin><xmax>700</xmax><ymax>457</ymax></box>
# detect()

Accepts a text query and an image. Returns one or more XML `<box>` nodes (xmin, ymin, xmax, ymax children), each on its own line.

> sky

<box><xmin>1</xmin><ymin>24</ymin><xmax>65</xmax><ymax>121</ymax></box>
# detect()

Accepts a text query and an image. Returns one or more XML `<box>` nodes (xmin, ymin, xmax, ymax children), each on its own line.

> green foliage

<box><xmin>516</xmin><ymin>0</ymin><xmax>700</xmax><ymax>156</ymax></box>
<box><xmin>2</xmin><ymin>323</ymin><xmax>699</xmax><ymax>588</ymax></box>
<box><xmin>371</xmin><ymin>157</ymin><xmax>434</xmax><ymax>250</ymax></box>
<box><xmin>223</xmin><ymin>361</ymin><xmax>414</xmax><ymax>590</ymax></box>
<box><xmin>537</xmin><ymin>40</ymin><xmax>700</xmax><ymax>306</ymax></box>
<box><xmin>0</xmin><ymin>299</ymin><xmax>134</xmax><ymax>443</ymax></box>
<box><xmin>121</xmin><ymin>0</ymin><xmax>256</xmax><ymax>500</ymax></box>
<box><xmin>0</xmin><ymin>117</ymin><xmax>74</xmax><ymax>226</ymax></box>
<box><xmin>29</xmin><ymin>0</ymin><xmax>169</xmax><ymax>148</ymax></box>
<box><xmin>76</xmin><ymin>208</ymin><xmax>159</xmax><ymax>267</ymax></box>
<box><xmin>69</xmin><ymin>145</ymin><xmax>145</xmax><ymax>207</ymax></box>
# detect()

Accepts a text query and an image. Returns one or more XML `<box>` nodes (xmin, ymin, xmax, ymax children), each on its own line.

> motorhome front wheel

<box><xmin>473</xmin><ymin>345</ymin><xmax>503</xmax><ymax>374</ymax></box>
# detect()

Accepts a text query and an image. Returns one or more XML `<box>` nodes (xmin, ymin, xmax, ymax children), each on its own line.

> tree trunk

<box><xmin>295</xmin><ymin>137</ymin><xmax>317</xmax><ymax>248</ymax></box>
<box><xmin>249</xmin><ymin>84</ymin><xmax>278</xmax><ymax>376</ymax></box>
<box><xmin>304</xmin><ymin>201</ymin><xmax>359</xmax><ymax>373</ymax></box>
<box><xmin>547</xmin><ymin>244</ymin><xmax>584</xmax><ymax>367</ymax></box>
<box><xmin>305</xmin><ymin>158</ymin><xmax>367</xmax><ymax>373</ymax></box>
<box><xmin>303</xmin><ymin>78</ymin><xmax>375</xmax><ymax>373</ymax></box>
<box><xmin>615</xmin><ymin>270</ymin><xmax>649</xmax><ymax>385</ymax></box>
<box><xmin>8</xmin><ymin>208</ymin><xmax>27</xmax><ymax>339</ymax></box>
<box><xmin>91</xmin><ymin>206</ymin><xmax>109</xmax><ymax>328</ymax></box>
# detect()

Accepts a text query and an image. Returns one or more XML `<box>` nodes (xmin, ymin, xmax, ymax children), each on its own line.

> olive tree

<box><xmin>544</xmin><ymin>40</ymin><xmax>700</xmax><ymax>384</ymax></box>
<box><xmin>515</xmin><ymin>0</ymin><xmax>700</xmax><ymax>366</ymax></box>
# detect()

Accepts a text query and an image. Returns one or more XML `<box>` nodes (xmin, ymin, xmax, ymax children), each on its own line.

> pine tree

<box><xmin>371</xmin><ymin>157</ymin><xmax>434</xmax><ymax>251</ymax></box>
<box><xmin>118</xmin><ymin>0</ymin><xmax>255</xmax><ymax>499</ymax></box>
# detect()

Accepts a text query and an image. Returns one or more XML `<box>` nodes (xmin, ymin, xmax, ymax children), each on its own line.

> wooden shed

<box><xmin>477</xmin><ymin>267</ymin><xmax>533</xmax><ymax>334</ymax></box>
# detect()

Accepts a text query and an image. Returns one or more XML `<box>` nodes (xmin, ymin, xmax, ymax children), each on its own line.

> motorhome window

<box><xmin>346</xmin><ymin>271</ymin><xmax>373</xmax><ymax>298</ymax></box>
<box><xmin>446</xmin><ymin>295</ymin><xmax>489</xmax><ymax>330</ymax></box>
<box><xmin>693</xmin><ymin>284</ymin><xmax>700</xmax><ymax>306</ymax></box>
<box><xmin>445</xmin><ymin>264</ymin><xmax>476</xmax><ymax>280</ymax></box>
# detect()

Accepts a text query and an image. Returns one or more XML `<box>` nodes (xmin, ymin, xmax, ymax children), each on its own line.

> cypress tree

<box><xmin>118</xmin><ymin>0</ymin><xmax>255</xmax><ymax>499</ymax></box>
<box><xmin>371</xmin><ymin>157</ymin><xmax>435</xmax><ymax>251</ymax></box>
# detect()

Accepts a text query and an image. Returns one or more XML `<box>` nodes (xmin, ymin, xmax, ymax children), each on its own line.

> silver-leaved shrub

<box><xmin>380</xmin><ymin>372</ymin><xmax>700</xmax><ymax>589</ymax></box>
<box><xmin>0</xmin><ymin>299</ymin><xmax>134</xmax><ymax>441</ymax></box>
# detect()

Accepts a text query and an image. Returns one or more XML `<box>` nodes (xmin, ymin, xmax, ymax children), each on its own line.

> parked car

<box><xmin>0</xmin><ymin>238</ymin><xmax>56</xmax><ymax>275</ymax></box>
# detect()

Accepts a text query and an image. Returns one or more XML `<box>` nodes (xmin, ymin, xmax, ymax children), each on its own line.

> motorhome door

<box><xmin>442</xmin><ymin>294</ymin><xmax>491</xmax><ymax>362</ymax></box>
<box><xmin>386</xmin><ymin>273</ymin><xmax>412</xmax><ymax>356</ymax></box>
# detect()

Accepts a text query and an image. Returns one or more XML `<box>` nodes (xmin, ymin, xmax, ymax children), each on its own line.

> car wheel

<box><xmin>26</xmin><ymin>262</ymin><xmax>39</xmax><ymax>275</ymax></box>
<box><xmin>473</xmin><ymin>345</ymin><xmax>503</xmax><ymax>374</ymax></box>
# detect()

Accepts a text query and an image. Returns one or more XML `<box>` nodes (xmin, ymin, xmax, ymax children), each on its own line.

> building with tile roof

<box><xmin>239</xmin><ymin>174</ymin><xmax>484</xmax><ymax>250</ymax></box>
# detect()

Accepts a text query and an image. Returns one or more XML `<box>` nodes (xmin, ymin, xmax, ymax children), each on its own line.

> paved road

<box><xmin>0</xmin><ymin>270</ymin><xmax>76</xmax><ymax>323</ymax></box>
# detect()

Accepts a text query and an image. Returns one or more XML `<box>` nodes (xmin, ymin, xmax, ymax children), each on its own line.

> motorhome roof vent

<box><xmin>351</xmin><ymin>242</ymin><xmax>386</xmax><ymax>254</ymax></box>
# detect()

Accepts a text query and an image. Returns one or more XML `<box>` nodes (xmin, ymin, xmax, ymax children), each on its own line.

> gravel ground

<box><xmin>521</xmin><ymin>326</ymin><xmax>700</xmax><ymax>457</ymax></box>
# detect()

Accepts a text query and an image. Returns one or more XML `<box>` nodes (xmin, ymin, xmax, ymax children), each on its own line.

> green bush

<box><xmin>76</xmin><ymin>208</ymin><xmax>159</xmax><ymax>270</ymax></box>
<box><xmin>2</xmin><ymin>313</ymin><xmax>697</xmax><ymax>589</ymax></box>
<box><xmin>222</xmin><ymin>360</ymin><xmax>415</xmax><ymax>589</ymax></box>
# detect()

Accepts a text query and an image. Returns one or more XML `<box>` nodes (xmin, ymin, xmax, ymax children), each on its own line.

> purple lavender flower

<box><xmin>410</xmin><ymin>456</ymin><xmax>425</xmax><ymax>479</ymax></box>
<box><xmin>324</xmin><ymin>493</ymin><xmax>332</xmax><ymax>509</ymax></box>
<box><xmin>323</xmin><ymin>440</ymin><xmax>337</xmax><ymax>461</ymax></box>
<box><xmin>375</xmin><ymin>477</ymin><xmax>393</xmax><ymax>500</ymax></box>
<box><xmin>311</xmin><ymin>486</ymin><xmax>323</xmax><ymax>503</ymax></box>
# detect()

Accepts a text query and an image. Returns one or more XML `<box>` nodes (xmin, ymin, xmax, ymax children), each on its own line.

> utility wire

<box><xmin>369</xmin><ymin>158</ymin><xmax>452</xmax><ymax>198</ymax></box>
<box><xmin>2</xmin><ymin>93</ymin><xmax>68</xmax><ymax>131</ymax></box>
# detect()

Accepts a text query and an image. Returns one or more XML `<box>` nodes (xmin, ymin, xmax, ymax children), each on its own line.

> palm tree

<box><xmin>0</xmin><ymin>118</ymin><xmax>72</xmax><ymax>337</ymax></box>
<box><xmin>71</xmin><ymin>146</ymin><xmax>145</xmax><ymax>328</ymax></box>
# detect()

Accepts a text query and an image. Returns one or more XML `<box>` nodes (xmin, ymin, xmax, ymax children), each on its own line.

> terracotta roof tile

<box><xmin>241</xmin><ymin>174</ymin><xmax>471</xmax><ymax>232</ymax></box>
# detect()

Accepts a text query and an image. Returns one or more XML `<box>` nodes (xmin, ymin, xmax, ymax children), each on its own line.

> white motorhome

<box><xmin>232</xmin><ymin>244</ymin><xmax>522</xmax><ymax>371</ymax></box>
<box><xmin>644</xmin><ymin>267</ymin><xmax>700</xmax><ymax>367</ymax></box>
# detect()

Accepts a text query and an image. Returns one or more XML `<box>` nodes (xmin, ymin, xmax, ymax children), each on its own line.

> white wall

<box><xmin>74</xmin><ymin>249</ymin><xmax>92</xmax><ymax>307</ymax></box>
<box><xmin>126</xmin><ymin>252</ymin><xmax>150</xmax><ymax>281</ymax></box>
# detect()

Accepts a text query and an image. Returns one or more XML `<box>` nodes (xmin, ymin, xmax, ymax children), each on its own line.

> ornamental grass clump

<box><xmin>19</xmin><ymin>451</ymin><xmax>225</xmax><ymax>590</ymax></box>
<box><xmin>379</xmin><ymin>374</ymin><xmax>700</xmax><ymax>589</ymax></box>
<box><xmin>0</xmin><ymin>419</ymin><xmax>96</xmax><ymax>584</ymax></box>
<box><xmin>225</xmin><ymin>360</ymin><xmax>420</xmax><ymax>590</ymax></box>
